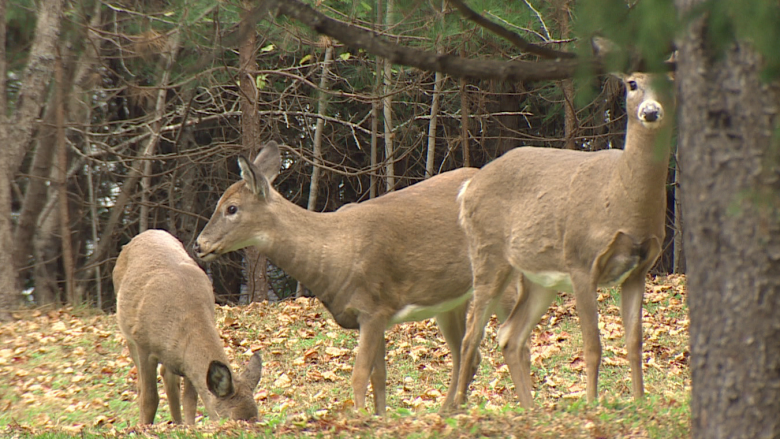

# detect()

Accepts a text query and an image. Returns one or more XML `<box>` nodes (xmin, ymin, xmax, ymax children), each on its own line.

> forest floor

<box><xmin>0</xmin><ymin>275</ymin><xmax>689</xmax><ymax>438</ymax></box>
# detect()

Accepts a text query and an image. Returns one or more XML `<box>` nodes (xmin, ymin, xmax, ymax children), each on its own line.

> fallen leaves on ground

<box><xmin>0</xmin><ymin>275</ymin><xmax>689</xmax><ymax>437</ymax></box>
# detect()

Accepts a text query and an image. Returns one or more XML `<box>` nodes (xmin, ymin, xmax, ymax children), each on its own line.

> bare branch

<box><xmin>254</xmin><ymin>0</ymin><xmax>595</xmax><ymax>82</ymax></box>
<box><xmin>445</xmin><ymin>0</ymin><xmax>574</xmax><ymax>59</ymax></box>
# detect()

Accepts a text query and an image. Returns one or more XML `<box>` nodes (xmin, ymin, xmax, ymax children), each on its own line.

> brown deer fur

<box><xmin>448</xmin><ymin>71</ymin><xmax>675</xmax><ymax>410</ymax></box>
<box><xmin>194</xmin><ymin>142</ymin><xmax>522</xmax><ymax>414</ymax></box>
<box><xmin>115</xmin><ymin>230</ymin><xmax>261</xmax><ymax>424</ymax></box>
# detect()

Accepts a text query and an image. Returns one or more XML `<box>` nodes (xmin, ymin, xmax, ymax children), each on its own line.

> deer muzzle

<box><xmin>638</xmin><ymin>100</ymin><xmax>664</xmax><ymax>126</ymax></box>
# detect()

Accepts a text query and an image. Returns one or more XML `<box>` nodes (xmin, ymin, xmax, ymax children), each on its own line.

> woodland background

<box><xmin>3</xmin><ymin>0</ymin><xmax>684</xmax><ymax>310</ymax></box>
<box><xmin>2</xmin><ymin>0</ymin><xmax>780</xmax><ymax>437</ymax></box>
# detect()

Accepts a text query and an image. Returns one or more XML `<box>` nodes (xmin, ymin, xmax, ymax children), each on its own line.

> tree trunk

<box><xmin>458</xmin><ymin>41</ymin><xmax>470</xmax><ymax>167</ymax></box>
<box><xmin>239</xmin><ymin>6</ymin><xmax>268</xmax><ymax>302</ymax></box>
<box><xmin>677</xmin><ymin>8</ymin><xmax>780</xmax><ymax>439</ymax></box>
<box><xmin>672</xmin><ymin>147</ymin><xmax>685</xmax><ymax>274</ymax></box>
<box><xmin>0</xmin><ymin>0</ymin><xmax>65</xmax><ymax>318</ymax></box>
<box><xmin>139</xmin><ymin>29</ymin><xmax>181</xmax><ymax>232</ymax></box>
<box><xmin>55</xmin><ymin>51</ymin><xmax>76</xmax><ymax>305</ymax></box>
<box><xmin>382</xmin><ymin>0</ymin><xmax>395</xmax><ymax>191</ymax></box>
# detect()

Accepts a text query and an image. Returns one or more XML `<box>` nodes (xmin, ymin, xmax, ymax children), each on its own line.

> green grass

<box><xmin>0</xmin><ymin>275</ymin><xmax>689</xmax><ymax>438</ymax></box>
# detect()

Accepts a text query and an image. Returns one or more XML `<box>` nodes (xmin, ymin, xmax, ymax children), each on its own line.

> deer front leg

<box><xmin>620</xmin><ymin>271</ymin><xmax>647</xmax><ymax>399</ymax></box>
<box><xmin>352</xmin><ymin>315</ymin><xmax>388</xmax><ymax>415</ymax></box>
<box><xmin>436</xmin><ymin>301</ymin><xmax>470</xmax><ymax>411</ymax></box>
<box><xmin>498</xmin><ymin>278</ymin><xmax>557</xmax><ymax>408</ymax></box>
<box><xmin>571</xmin><ymin>272</ymin><xmax>601</xmax><ymax>404</ymax></box>
<box><xmin>161</xmin><ymin>365</ymin><xmax>183</xmax><ymax>424</ymax></box>
<box><xmin>182</xmin><ymin>377</ymin><xmax>198</xmax><ymax>425</ymax></box>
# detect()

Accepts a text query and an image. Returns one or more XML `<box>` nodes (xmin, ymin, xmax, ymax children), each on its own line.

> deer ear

<box><xmin>206</xmin><ymin>360</ymin><xmax>235</xmax><ymax>398</ymax></box>
<box><xmin>238</xmin><ymin>156</ymin><xmax>271</xmax><ymax>200</ymax></box>
<box><xmin>254</xmin><ymin>141</ymin><xmax>282</xmax><ymax>183</ymax></box>
<box><xmin>240</xmin><ymin>352</ymin><xmax>263</xmax><ymax>390</ymax></box>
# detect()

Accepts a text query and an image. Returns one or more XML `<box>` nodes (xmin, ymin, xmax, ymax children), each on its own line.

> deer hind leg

<box><xmin>370</xmin><ymin>336</ymin><xmax>387</xmax><ymax>415</ymax></box>
<box><xmin>352</xmin><ymin>315</ymin><xmax>388</xmax><ymax>415</ymax></box>
<box><xmin>620</xmin><ymin>271</ymin><xmax>648</xmax><ymax>399</ymax></box>
<box><xmin>497</xmin><ymin>277</ymin><xmax>557</xmax><ymax>408</ymax></box>
<box><xmin>449</xmin><ymin>259</ymin><xmax>513</xmax><ymax>410</ymax></box>
<box><xmin>134</xmin><ymin>346</ymin><xmax>160</xmax><ymax>424</ymax></box>
<box><xmin>571</xmin><ymin>271</ymin><xmax>601</xmax><ymax>404</ymax></box>
<box><xmin>161</xmin><ymin>365</ymin><xmax>182</xmax><ymax>424</ymax></box>
<box><xmin>182</xmin><ymin>377</ymin><xmax>198</xmax><ymax>425</ymax></box>
<box><xmin>436</xmin><ymin>301</ymin><xmax>473</xmax><ymax>411</ymax></box>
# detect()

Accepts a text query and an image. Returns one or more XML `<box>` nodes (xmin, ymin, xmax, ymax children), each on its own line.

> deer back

<box><xmin>196</xmin><ymin>142</ymin><xmax>478</xmax><ymax>329</ymax></box>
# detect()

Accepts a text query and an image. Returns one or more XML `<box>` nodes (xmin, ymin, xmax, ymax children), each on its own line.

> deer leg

<box><xmin>182</xmin><ymin>377</ymin><xmax>198</xmax><ymax>425</ymax></box>
<box><xmin>352</xmin><ymin>316</ymin><xmax>387</xmax><ymax>414</ymax></box>
<box><xmin>497</xmin><ymin>278</ymin><xmax>556</xmax><ymax>409</ymax></box>
<box><xmin>620</xmin><ymin>272</ymin><xmax>647</xmax><ymax>399</ymax></box>
<box><xmin>161</xmin><ymin>365</ymin><xmax>182</xmax><ymax>424</ymax></box>
<box><xmin>449</xmin><ymin>260</ymin><xmax>513</xmax><ymax>410</ymax></box>
<box><xmin>370</xmin><ymin>335</ymin><xmax>387</xmax><ymax>415</ymax></box>
<box><xmin>134</xmin><ymin>347</ymin><xmax>160</xmax><ymax>424</ymax></box>
<box><xmin>436</xmin><ymin>301</ymin><xmax>471</xmax><ymax>411</ymax></box>
<box><xmin>572</xmin><ymin>272</ymin><xmax>601</xmax><ymax>404</ymax></box>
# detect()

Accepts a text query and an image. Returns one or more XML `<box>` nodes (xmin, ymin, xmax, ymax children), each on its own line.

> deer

<box><xmin>446</xmin><ymin>59</ymin><xmax>676</xmax><ymax>410</ymax></box>
<box><xmin>114</xmin><ymin>229</ymin><xmax>262</xmax><ymax>425</ymax></box>
<box><xmin>193</xmin><ymin>140</ymin><xmax>526</xmax><ymax>415</ymax></box>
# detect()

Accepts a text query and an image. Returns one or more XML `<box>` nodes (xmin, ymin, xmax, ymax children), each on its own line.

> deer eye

<box><xmin>226</xmin><ymin>205</ymin><xmax>238</xmax><ymax>215</ymax></box>
<box><xmin>627</xmin><ymin>80</ymin><xmax>638</xmax><ymax>91</ymax></box>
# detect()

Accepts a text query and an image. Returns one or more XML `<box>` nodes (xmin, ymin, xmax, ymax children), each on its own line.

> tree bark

<box><xmin>55</xmin><ymin>51</ymin><xmax>76</xmax><ymax>305</ymax></box>
<box><xmin>239</xmin><ymin>5</ymin><xmax>268</xmax><ymax>302</ymax></box>
<box><xmin>677</xmin><ymin>7</ymin><xmax>780</xmax><ymax>439</ymax></box>
<box><xmin>139</xmin><ymin>29</ymin><xmax>181</xmax><ymax>232</ymax></box>
<box><xmin>382</xmin><ymin>0</ymin><xmax>395</xmax><ymax>191</ymax></box>
<box><xmin>0</xmin><ymin>0</ymin><xmax>65</xmax><ymax>318</ymax></box>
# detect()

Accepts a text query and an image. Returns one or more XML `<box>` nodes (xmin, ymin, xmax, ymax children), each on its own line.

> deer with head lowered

<box><xmin>194</xmin><ymin>141</ymin><xmax>524</xmax><ymax>415</ymax></box>
<box><xmin>114</xmin><ymin>229</ymin><xmax>262</xmax><ymax>425</ymax></box>
<box><xmin>446</xmin><ymin>63</ymin><xmax>676</xmax><ymax>410</ymax></box>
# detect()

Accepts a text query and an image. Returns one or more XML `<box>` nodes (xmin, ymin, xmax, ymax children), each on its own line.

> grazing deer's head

<box><xmin>115</xmin><ymin>230</ymin><xmax>261</xmax><ymax>425</ymax></box>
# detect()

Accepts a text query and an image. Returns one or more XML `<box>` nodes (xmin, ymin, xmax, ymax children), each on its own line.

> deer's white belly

<box><xmin>523</xmin><ymin>267</ymin><xmax>636</xmax><ymax>293</ymax></box>
<box><xmin>390</xmin><ymin>289</ymin><xmax>473</xmax><ymax>325</ymax></box>
<box><xmin>523</xmin><ymin>270</ymin><xmax>574</xmax><ymax>293</ymax></box>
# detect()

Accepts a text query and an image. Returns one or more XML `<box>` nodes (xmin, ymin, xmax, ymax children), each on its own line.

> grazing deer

<box><xmin>114</xmin><ymin>229</ymin><xmax>262</xmax><ymax>425</ymax></box>
<box><xmin>194</xmin><ymin>141</ymin><xmax>524</xmax><ymax>415</ymax></box>
<box><xmin>448</xmin><ymin>67</ymin><xmax>675</xmax><ymax>409</ymax></box>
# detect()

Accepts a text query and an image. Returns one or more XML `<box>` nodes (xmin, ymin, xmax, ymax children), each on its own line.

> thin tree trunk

<box><xmin>239</xmin><ymin>5</ymin><xmax>268</xmax><ymax>302</ymax></box>
<box><xmin>139</xmin><ymin>30</ymin><xmax>180</xmax><ymax>232</ymax></box>
<box><xmin>672</xmin><ymin>147</ymin><xmax>684</xmax><ymax>274</ymax></box>
<box><xmin>56</xmin><ymin>51</ymin><xmax>76</xmax><ymax>305</ymax></box>
<box><xmin>558</xmin><ymin>1</ymin><xmax>577</xmax><ymax>150</ymax></box>
<box><xmin>307</xmin><ymin>42</ymin><xmax>334</xmax><ymax>210</ymax></box>
<box><xmin>0</xmin><ymin>0</ymin><xmax>65</xmax><ymax>318</ymax></box>
<box><xmin>382</xmin><ymin>0</ymin><xmax>395</xmax><ymax>191</ymax></box>
<box><xmin>458</xmin><ymin>41</ymin><xmax>470</xmax><ymax>167</ymax></box>
<box><xmin>426</xmin><ymin>6</ymin><xmax>446</xmax><ymax>179</ymax></box>
<box><xmin>425</xmin><ymin>69</ymin><xmax>444</xmax><ymax>178</ymax></box>
<box><xmin>676</xmin><ymin>6</ymin><xmax>780</xmax><ymax>438</ymax></box>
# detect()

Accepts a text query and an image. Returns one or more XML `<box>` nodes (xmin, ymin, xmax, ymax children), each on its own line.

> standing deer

<box><xmin>447</xmin><ymin>67</ymin><xmax>675</xmax><ymax>410</ymax></box>
<box><xmin>114</xmin><ymin>229</ymin><xmax>262</xmax><ymax>425</ymax></box>
<box><xmin>194</xmin><ymin>141</ymin><xmax>524</xmax><ymax>415</ymax></box>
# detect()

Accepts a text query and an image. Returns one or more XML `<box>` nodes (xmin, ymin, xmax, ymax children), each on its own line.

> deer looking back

<box><xmin>449</xmin><ymin>70</ymin><xmax>675</xmax><ymax>410</ymax></box>
<box><xmin>114</xmin><ymin>229</ymin><xmax>261</xmax><ymax>425</ymax></box>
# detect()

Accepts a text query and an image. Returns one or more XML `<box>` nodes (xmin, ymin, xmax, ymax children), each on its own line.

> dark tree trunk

<box><xmin>677</xmin><ymin>10</ymin><xmax>780</xmax><ymax>439</ymax></box>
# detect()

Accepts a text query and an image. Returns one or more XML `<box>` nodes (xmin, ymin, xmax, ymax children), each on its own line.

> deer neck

<box><xmin>261</xmin><ymin>197</ymin><xmax>348</xmax><ymax>295</ymax></box>
<box><xmin>611</xmin><ymin>119</ymin><xmax>672</xmax><ymax>211</ymax></box>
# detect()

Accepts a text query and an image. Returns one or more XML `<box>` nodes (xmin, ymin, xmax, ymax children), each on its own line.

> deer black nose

<box><xmin>643</xmin><ymin>110</ymin><xmax>659</xmax><ymax>122</ymax></box>
<box><xmin>192</xmin><ymin>242</ymin><xmax>201</xmax><ymax>254</ymax></box>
